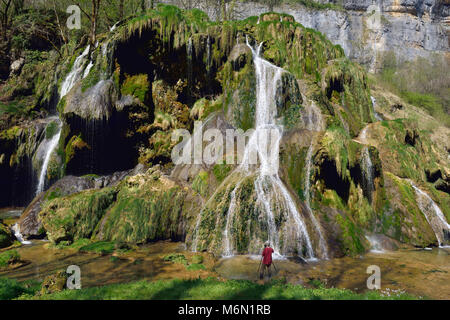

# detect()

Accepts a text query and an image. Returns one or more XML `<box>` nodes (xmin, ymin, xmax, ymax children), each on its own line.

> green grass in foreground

<box><xmin>16</xmin><ymin>278</ymin><xmax>417</xmax><ymax>300</ymax></box>
<box><xmin>0</xmin><ymin>278</ymin><xmax>41</xmax><ymax>300</ymax></box>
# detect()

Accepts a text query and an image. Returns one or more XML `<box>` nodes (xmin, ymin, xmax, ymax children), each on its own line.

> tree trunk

<box><xmin>119</xmin><ymin>0</ymin><xmax>124</xmax><ymax>20</ymax></box>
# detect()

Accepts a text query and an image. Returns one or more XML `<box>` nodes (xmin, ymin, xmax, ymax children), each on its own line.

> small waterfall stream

<box><xmin>371</xmin><ymin>96</ymin><xmax>382</xmax><ymax>121</ymax></box>
<box><xmin>411</xmin><ymin>183</ymin><xmax>450</xmax><ymax>246</ymax></box>
<box><xmin>361</xmin><ymin>147</ymin><xmax>374</xmax><ymax>202</ymax></box>
<box><xmin>12</xmin><ymin>223</ymin><xmax>32</xmax><ymax>245</ymax></box>
<box><xmin>35</xmin><ymin>46</ymin><xmax>91</xmax><ymax>196</ymax></box>
<box><xmin>35</xmin><ymin>121</ymin><xmax>62</xmax><ymax>195</ymax></box>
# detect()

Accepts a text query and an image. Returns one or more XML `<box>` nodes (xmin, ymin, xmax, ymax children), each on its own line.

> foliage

<box><xmin>0</xmin><ymin>250</ymin><xmax>20</xmax><ymax>267</ymax></box>
<box><xmin>26</xmin><ymin>278</ymin><xmax>417</xmax><ymax>300</ymax></box>
<box><xmin>0</xmin><ymin>278</ymin><xmax>40</xmax><ymax>300</ymax></box>
<box><xmin>376</xmin><ymin>52</ymin><xmax>450</xmax><ymax>126</ymax></box>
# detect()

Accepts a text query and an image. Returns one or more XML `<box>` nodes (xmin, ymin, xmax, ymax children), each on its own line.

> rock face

<box><xmin>17</xmin><ymin>176</ymin><xmax>97</xmax><ymax>239</ymax></box>
<box><xmin>17</xmin><ymin>165</ymin><xmax>145</xmax><ymax>239</ymax></box>
<box><xmin>162</xmin><ymin>0</ymin><xmax>449</xmax><ymax>70</ymax></box>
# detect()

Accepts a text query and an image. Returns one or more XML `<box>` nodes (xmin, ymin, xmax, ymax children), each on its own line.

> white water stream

<box><xmin>214</xmin><ymin>39</ymin><xmax>319</xmax><ymax>259</ymax></box>
<box><xmin>411</xmin><ymin>183</ymin><xmax>450</xmax><ymax>246</ymax></box>
<box><xmin>35</xmin><ymin>46</ymin><xmax>91</xmax><ymax>196</ymax></box>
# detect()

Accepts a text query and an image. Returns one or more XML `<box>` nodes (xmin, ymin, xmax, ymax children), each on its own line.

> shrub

<box><xmin>0</xmin><ymin>250</ymin><xmax>20</xmax><ymax>268</ymax></box>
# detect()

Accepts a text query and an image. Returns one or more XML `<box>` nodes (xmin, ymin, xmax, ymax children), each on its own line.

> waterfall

<box><xmin>304</xmin><ymin>142</ymin><xmax>329</xmax><ymax>258</ymax></box>
<box><xmin>365</xmin><ymin>235</ymin><xmax>384</xmax><ymax>253</ymax></box>
<box><xmin>222</xmin><ymin>183</ymin><xmax>241</xmax><ymax>257</ymax></box>
<box><xmin>35</xmin><ymin>121</ymin><xmax>62</xmax><ymax>195</ymax></box>
<box><xmin>35</xmin><ymin>46</ymin><xmax>90</xmax><ymax>196</ymax></box>
<box><xmin>411</xmin><ymin>183</ymin><xmax>450</xmax><ymax>246</ymax></box>
<box><xmin>83</xmin><ymin>60</ymin><xmax>94</xmax><ymax>79</ymax></box>
<box><xmin>210</xmin><ymin>38</ymin><xmax>317</xmax><ymax>259</ymax></box>
<box><xmin>12</xmin><ymin>223</ymin><xmax>32</xmax><ymax>245</ymax></box>
<box><xmin>302</xmin><ymin>94</ymin><xmax>325</xmax><ymax>132</ymax></box>
<box><xmin>60</xmin><ymin>45</ymin><xmax>90</xmax><ymax>97</ymax></box>
<box><xmin>361</xmin><ymin>147</ymin><xmax>374</xmax><ymax>202</ymax></box>
<box><xmin>371</xmin><ymin>96</ymin><xmax>382</xmax><ymax>121</ymax></box>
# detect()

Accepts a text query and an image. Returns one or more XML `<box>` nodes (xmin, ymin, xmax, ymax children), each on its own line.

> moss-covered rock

<box><xmin>0</xmin><ymin>223</ymin><xmax>13</xmax><ymax>248</ymax></box>
<box><xmin>39</xmin><ymin>187</ymin><xmax>117</xmax><ymax>243</ymax></box>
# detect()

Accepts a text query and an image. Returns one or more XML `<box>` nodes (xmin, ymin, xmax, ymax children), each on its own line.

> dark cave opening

<box><xmin>318</xmin><ymin>157</ymin><xmax>350</xmax><ymax>203</ymax></box>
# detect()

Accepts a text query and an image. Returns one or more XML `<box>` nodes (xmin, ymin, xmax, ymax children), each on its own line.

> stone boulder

<box><xmin>0</xmin><ymin>222</ymin><xmax>13</xmax><ymax>248</ymax></box>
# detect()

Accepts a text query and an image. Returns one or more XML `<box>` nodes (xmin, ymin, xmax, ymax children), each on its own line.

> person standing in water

<box><xmin>260</xmin><ymin>242</ymin><xmax>274</xmax><ymax>279</ymax></box>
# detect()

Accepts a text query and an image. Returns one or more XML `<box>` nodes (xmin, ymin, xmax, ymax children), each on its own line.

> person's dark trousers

<box><xmin>259</xmin><ymin>264</ymin><xmax>272</xmax><ymax>279</ymax></box>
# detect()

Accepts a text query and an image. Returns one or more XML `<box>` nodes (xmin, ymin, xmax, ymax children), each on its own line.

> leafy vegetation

<box><xmin>375</xmin><ymin>52</ymin><xmax>450</xmax><ymax>126</ymax></box>
<box><xmin>23</xmin><ymin>278</ymin><xmax>417</xmax><ymax>300</ymax></box>
<box><xmin>0</xmin><ymin>278</ymin><xmax>40</xmax><ymax>300</ymax></box>
<box><xmin>0</xmin><ymin>250</ymin><xmax>20</xmax><ymax>268</ymax></box>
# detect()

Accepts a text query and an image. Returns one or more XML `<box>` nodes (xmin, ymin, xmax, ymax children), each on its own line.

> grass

<box><xmin>375</xmin><ymin>52</ymin><xmax>450</xmax><ymax>127</ymax></box>
<box><xmin>21</xmin><ymin>278</ymin><xmax>418</xmax><ymax>300</ymax></box>
<box><xmin>0</xmin><ymin>278</ymin><xmax>40</xmax><ymax>300</ymax></box>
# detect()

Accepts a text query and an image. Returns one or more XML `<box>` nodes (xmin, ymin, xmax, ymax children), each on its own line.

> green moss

<box><xmin>39</xmin><ymin>187</ymin><xmax>117</xmax><ymax>244</ymax></box>
<box><xmin>192</xmin><ymin>171</ymin><xmax>209</xmax><ymax>197</ymax></box>
<box><xmin>0</xmin><ymin>250</ymin><xmax>20</xmax><ymax>268</ymax></box>
<box><xmin>121</xmin><ymin>74</ymin><xmax>150</xmax><ymax>104</ymax></box>
<box><xmin>0</xmin><ymin>223</ymin><xmax>13</xmax><ymax>248</ymax></box>
<box><xmin>79</xmin><ymin>241</ymin><xmax>115</xmax><ymax>254</ymax></box>
<box><xmin>64</xmin><ymin>134</ymin><xmax>88</xmax><ymax>165</ymax></box>
<box><xmin>163</xmin><ymin>253</ymin><xmax>187</xmax><ymax>265</ymax></box>
<box><xmin>100</xmin><ymin>179</ymin><xmax>186</xmax><ymax>244</ymax></box>
<box><xmin>212</xmin><ymin>164</ymin><xmax>232</xmax><ymax>183</ymax></box>
<box><xmin>335</xmin><ymin>214</ymin><xmax>365</xmax><ymax>256</ymax></box>
<box><xmin>45</xmin><ymin>121</ymin><xmax>59</xmax><ymax>139</ymax></box>
<box><xmin>186</xmin><ymin>263</ymin><xmax>206</xmax><ymax>271</ymax></box>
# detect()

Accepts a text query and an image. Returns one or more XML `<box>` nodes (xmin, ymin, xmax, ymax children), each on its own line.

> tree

<box><xmin>0</xmin><ymin>0</ymin><xmax>13</xmax><ymax>40</ymax></box>
<box><xmin>77</xmin><ymin>0</ymin><xmax>102</xmax><ymax>46</ymax></box>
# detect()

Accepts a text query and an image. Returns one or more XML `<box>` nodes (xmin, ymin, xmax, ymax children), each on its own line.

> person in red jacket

<box><xmin>260</xmin><ymin>242</ymin><xmax>274</xmax><ymax>279</ymax></box>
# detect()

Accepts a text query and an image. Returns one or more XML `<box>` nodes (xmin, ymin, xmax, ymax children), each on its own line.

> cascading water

<box><xmin>12</xmin><ymin>223</ymin><xmax>31</xmax><ymax>245</ymax></box>
<box><xmin>411</xmin><ymin>183</ymin><xmax>450</xmax><ymax>246</ymax></box>
<box><xmin>365</xmin><ymin>235</ymin><xmax>384</xmax><ymax>253</ymax></box>
<box><xmin>371</xmin><ymin>96</ymin><xmax>382</xmax><ymax>121</ymax></box>
<box><xmin>202</xmin><ymin>38</ymin><xmax>319</xmax><ymax>259</ymax></box>
<box><xmin>35</xmin><ymin>46</ymin><xmax>91</xmax><ymax>196</ymax></box>
<box><xmin>60</xmin><ymin>45</ymin><xmax>90</xmax><ymax>97</ymax></box>
<box><xmin>35</xmin><ymin>120</ymin><xmax>62</xmax><ymax>195</ymax></box>
<box><xmin>361</xmin><ymin>147</ymin><xmax>374</xmax><ymax>202</ymax></box>
<box><xmin>222</xmin><ymin>183</ymin><xmax>241</xmax><ymax>257</ymax></box>
<box><xmin>304</xmin><ymin>142</ymin><xmax>329</xmax><ymax>258</ymax></box>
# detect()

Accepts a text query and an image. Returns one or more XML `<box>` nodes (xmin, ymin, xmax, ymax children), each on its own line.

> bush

<box><xmin>0</xmin><ymin>250</ymin><xmax>20</xmax><ymax>268</ymax></box>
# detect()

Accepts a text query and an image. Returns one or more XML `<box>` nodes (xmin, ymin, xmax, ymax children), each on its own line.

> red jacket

<box><xmin>262</xmin><ymin>247</ymin><xmax>274</xmax><ymax>265</ymax></box>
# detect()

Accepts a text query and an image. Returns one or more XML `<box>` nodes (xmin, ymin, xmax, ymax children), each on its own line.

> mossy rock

<box><xmin>121</xmin><ymin>74</ymin><xmax>151</xmax><ymax>105</ymax></box>
<box><xmin>0</xmin><ymin>223</ymin><xmax>13</xmax><ymax>248</ymax></box>
<box><xmin>0</xmin><ymin>250</ymin><xmax>20</xmax><ymax>268</ymax></box>
<box><xmin>40</xmin><ymin>270</ymin><xmax>68</xmax><ymax>295</ymax></box>
<box><xmin>163</xmin><ymin>253</ymin><xmax>187</xmax><ymax>265</ymax></box>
